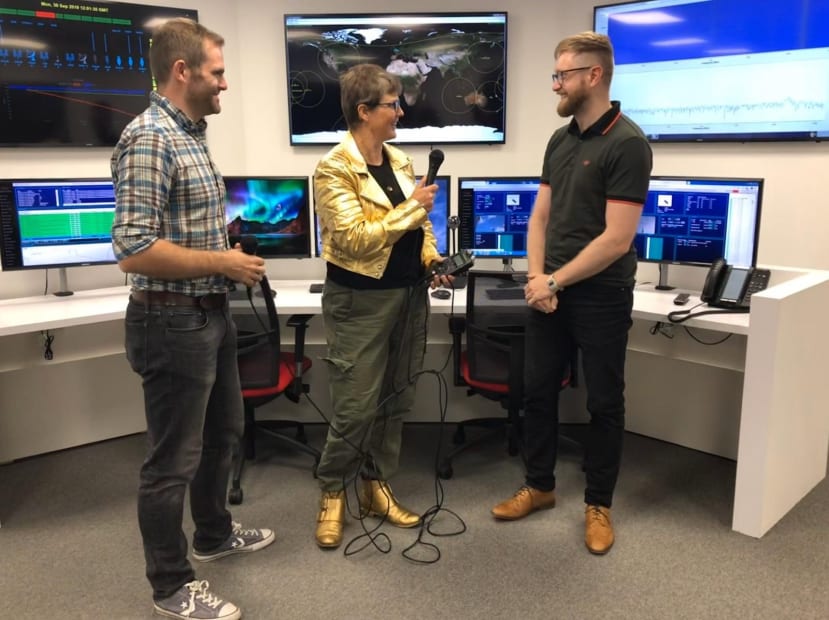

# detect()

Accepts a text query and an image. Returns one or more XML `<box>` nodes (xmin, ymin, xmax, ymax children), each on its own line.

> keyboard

<box><xmin>485</xmin><ymin>287</ymin><xmax>525</xmax><ymax>301</ymax></box>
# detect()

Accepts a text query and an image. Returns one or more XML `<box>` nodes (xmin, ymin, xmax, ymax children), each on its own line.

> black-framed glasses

<box><xmin>373</xmin><ymin>100</ymin><xmax>402</xmax><ymax>112</ymax></box>
<box><xmin>552</xmin><ymin>66</ymin><xmax>593</xmax><ymax>83</ymax></box>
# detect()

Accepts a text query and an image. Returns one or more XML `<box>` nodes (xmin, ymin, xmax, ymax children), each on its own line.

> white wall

<box><xmin>1</xmin><ymin>0</ymin><xmax>826</xmax><ymax>460</ymax></box>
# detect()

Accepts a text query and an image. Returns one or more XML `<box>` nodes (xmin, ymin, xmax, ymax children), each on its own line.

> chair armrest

<box><xmin>285</xmin><ymin>314</ymin><xmax>314</xmax><ymax>401</ymax></box>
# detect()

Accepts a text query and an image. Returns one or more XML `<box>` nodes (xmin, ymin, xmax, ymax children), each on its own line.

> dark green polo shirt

<box><xmin>540</xmin><ymin>101</ymin><xmax>652</xmax><ymax>287</ymax></box>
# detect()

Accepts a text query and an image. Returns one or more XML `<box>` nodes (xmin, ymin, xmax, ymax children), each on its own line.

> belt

<box><xmin>131</xmin><ymin>290</ymin><xmax>228</xmax><ymax>310</ymax></box>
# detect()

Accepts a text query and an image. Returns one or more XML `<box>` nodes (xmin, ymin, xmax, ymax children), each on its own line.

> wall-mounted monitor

<box><xmin>593</xmin><ymin>0</ymin><xmax>829</xmax><ymax>142</ymax></box>
<box><xmin>0</xmin><ymin>0</ymin><xmax>198</xmax><ymax>147</ymax></box>
<box><xmin>457</xmin><ymin>177</ymin><xmax>538</xmax><ymax>260</ymax></box>
<box><xmin>636</xmin><ymin>176</ymin><xmax>763</xmax><ymax>268</ymax></box>
<box><xmin>284</xmin><ymin>12</ymin><xmax>508</xmax><ymax>145</ymax></box>
<box><xmin>314</xmin><ymin>175</ymin><xmax>450</xmax><ymax>257</ymax></box>
<box><xmin>224</xmin><ymin>176</ymin><xmax>312</xmax><ymax>259</ymax></box>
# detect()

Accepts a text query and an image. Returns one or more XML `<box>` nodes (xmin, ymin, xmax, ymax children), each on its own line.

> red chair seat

<box><xmin>241</xmin><ymin>353</ymin><xmax>312</xmax><ymax>399</ymax></box>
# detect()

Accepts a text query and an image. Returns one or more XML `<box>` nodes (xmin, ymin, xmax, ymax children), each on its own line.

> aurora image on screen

<box><xmin>224</xmin><ymin>177</ymin><xmax>311</xmax><ymax>258</ymax></box>
<box><xmin>284</xmin><ymin>13</ymin><xmax>508</xmax><ymax>145</ymax></box>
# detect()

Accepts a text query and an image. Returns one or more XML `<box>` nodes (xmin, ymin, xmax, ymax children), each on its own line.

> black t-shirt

<box><xmin>326</xmin><ymin>154</ymin><xmax>424</xmax><ymax>290</ymax></box>
<box><xmin>540</xmin><ymin>101</ymin><xmax>652</xmax><ymax>287</ymax></box>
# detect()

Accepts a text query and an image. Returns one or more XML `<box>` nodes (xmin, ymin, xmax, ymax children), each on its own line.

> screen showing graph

<box><xmin>594</xmin><ymin>0</ymin><xmax>829</xmax><ymax>142</ymax></box>
<box><xmin>0</xmin><ymin>0</ymin><xmax>197</xmax><ymax>147</ymax></box>
<box><xmin>0</xmin><ymin>178</ymin><xmax>117</xmax><ymax>270</ymax></box>
<box><xmin>457</xmin><ymin>176</ymin><xmax>538</xmax><ymax>259</ymax></box>
<box><xmin>635</xmin><ymin>176</ymin><xmax>763</xmax><ymax>267</ymax></box>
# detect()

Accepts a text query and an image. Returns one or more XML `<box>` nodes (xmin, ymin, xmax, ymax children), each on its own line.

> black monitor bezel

<box><xmin>457</xmin><ymin>175</ymin><xmax>539</xmax><ymax>260</ymax></box>
<box><xmin>223</xmin><ymin>175</ymin><xmax>313</xmax><ymax>260</ymax></box>
<box><xmin>283</xmin><ymin>11</ymin><xmax>509</xmax><ymax>146</ymax></box>
<box><xmin>0</xmin><ymin>177</ymin><xmax>118</xmax><ymax>271</ymax></box>
<box><xmin>638</xmin><ymin>175</ymin><xmax>764</xmax><ymax>268</ymax></box>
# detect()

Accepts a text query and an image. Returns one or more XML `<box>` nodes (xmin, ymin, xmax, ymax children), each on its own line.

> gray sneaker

<box><xmin>153</xmin><ymin>580</ymin><xmax>240</xmax><ymax>620</ymax></box>
<box><xmin>192</xmin><ymin>521</ymin><xmax>275</xmax><ymax>562</ymax></box>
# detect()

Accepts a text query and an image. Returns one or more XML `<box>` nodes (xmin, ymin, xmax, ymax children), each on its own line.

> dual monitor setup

<box><xmin>0</xmin><ymin>173</ymin><xmax>763</xmax><ymax>296</ymax></box>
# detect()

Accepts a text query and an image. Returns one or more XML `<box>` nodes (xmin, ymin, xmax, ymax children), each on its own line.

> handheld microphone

<box><xmin>424</xmin><ymin>149</ymin><xmax>445</xmax><ymax>186</ymax></box>
<box><xmin>240</xmin><ymin>235</ymin><xmax>258</xmax><ymax>256</ymax></box>
<box><xmin>240</xmin><ymin>235</ymin><xmax>272</xmax><ymax>300</ymax></box>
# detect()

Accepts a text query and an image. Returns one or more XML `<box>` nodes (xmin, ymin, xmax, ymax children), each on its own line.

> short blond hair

<box><xmin>555</xmin><ymin>31</ymin><xmax>614</xmax><ymax>86</ymax></box>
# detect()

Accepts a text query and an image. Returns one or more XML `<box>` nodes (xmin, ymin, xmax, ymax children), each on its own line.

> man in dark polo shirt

<box><xmin>491</xmin><ymin>31</ymin><xmax>652</xmax><ymax>555</ymax></box>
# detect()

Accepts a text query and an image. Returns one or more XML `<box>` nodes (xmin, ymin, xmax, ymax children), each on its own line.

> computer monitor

<box><xmin>224</xmin><ymin>176</ymin><xmax>312</xmax><ymax>259</ymax></box>
<box><xmin>457</xmin><ymin>176</ymin><xmax>538</xmax><ymax>262</ymax></box>
<box><xmin>0</xmin><ymin>178</ymin><xmax>117</xmax><ymax>295</ymax></box>
<box><xmin>314</xmin><ymin>175</ymin><xmax>450</xmax><ymax>257</ymax></box>
<box><xmin>636</xmin><ymin>176</ymin><xmax>764</xmax><ymax>288</ymax></box>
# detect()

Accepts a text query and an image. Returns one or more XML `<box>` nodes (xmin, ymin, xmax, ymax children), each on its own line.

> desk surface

<box><xmin>0</xmin><ymin>281</ymin><xmax>750</xmax><ymax>337</ymax></box>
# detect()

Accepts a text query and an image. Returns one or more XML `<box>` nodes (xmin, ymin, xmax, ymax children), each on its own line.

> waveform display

<box><xmin>626</xmin><ymin>97</ymin><xmax>826</xmax><ymax>125</ymax></box>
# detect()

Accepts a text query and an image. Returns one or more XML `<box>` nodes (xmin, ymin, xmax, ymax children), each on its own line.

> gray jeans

<box><xmin>124</xmin><ymin>298</ymin><xmax>243</xmax><ymax>599</ymax></box>
<box><xmin>316</xmin><ymin>280</ymin><xmax>429</xmax><ymax>491</ymax></box>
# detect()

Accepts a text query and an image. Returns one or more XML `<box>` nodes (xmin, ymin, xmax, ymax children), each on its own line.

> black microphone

<box><xmin>424</xmin><ymin>149</ymin><xmax>445</xmax><ymax>186</ymax></box>
<box><xmin>240</xmin><ymin>235</ymin><xmax>272</xmax><ymax>300</ymax></box>
<box><xmin>240</xmin><ymin>235</ymin><xmax>258</xmax><ymax>256</ymax></box>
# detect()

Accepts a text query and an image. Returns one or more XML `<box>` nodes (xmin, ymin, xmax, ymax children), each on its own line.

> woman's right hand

<box><xmin>411</xmin><ymin>176</ymin><xmax>437</xmax><ymax>213</ymax></box>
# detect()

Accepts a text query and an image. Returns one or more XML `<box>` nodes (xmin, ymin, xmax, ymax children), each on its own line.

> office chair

<box><xmin>439</xmin><ymin>270</ymin><xmax>578</xmax><ymax>480</ymax></box>
<box><xmin>228</xmin><ymin>278</ymin><xmax>319</xmax><ymax>505</ymax></box>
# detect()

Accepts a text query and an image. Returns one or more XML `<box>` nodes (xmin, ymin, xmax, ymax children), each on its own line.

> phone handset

<box><xmin>701</xmin><ymin>258</ymin><xmax>727</xmax><ymax>304</ymax></box>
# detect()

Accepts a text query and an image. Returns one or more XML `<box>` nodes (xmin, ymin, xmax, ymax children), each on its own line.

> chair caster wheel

<box><xmin>228</xmin><ymin>488</ymin><xmax>243</xmax><ymax>505</ymax></box>
<box><xmin>437</xmin><ymin>462</ymin><xmax>453</xmax><ymax>480</ymax></box>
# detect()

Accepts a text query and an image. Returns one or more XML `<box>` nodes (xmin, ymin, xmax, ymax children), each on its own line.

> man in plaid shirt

<box><xmin>111</xmin><ymin>18</ymin><xmax>273</xmax><ymax>620</ymax></box>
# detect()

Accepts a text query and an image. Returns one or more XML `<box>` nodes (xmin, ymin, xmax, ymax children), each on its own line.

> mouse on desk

<box><xmin>431</xmin><ymin>289</ymin><xmax>452</xmax><ymax>300</ymax></box>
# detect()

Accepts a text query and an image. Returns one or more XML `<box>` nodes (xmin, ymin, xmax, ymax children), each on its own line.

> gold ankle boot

<box><xmin>315</xmin><ymin>490</ymin><xmax>345</xmax><ymax>548</ymax></box>
<box><xmin>358</xmin><ymin>480</ymin><xmax>421</xmax><ymax>528</ymax></box>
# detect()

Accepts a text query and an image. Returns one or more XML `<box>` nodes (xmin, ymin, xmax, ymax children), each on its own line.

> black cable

<box><xmin>306</xmin><ymin>279</ymin><xmax>467</xmax><ymax>561</ymax></box>
<box><xmin>41</xmin><ymin>330</ymin><xmax>54</xmax><ymax>360</ymax></box>
<box><xmin>682</xmin><ymin>326</ymin><xmax>733</xmax><ymax>345</ymax></box>
<box><xmin>667</xmin><ymin>301</ymin><xmax>748</xmax><ymax>324</ymax></box>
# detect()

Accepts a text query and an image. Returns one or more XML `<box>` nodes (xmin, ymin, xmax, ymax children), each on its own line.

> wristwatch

<box><xmin>547</xmin><ymin>274</ymin><xmax>564</xmax><ymax>294</ymax></box>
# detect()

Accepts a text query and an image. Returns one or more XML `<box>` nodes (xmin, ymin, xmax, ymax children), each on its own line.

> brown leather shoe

<box><xmin>585</xmin><ymin>504</ymin><xmax>614</xmax><ymax>555</ymax></box>
<box><xmin>358</xmin><ymin>480</ymin><xmax>421</xmax><ymax>528</ymax></box>
<box><xmin>491</xmin><ymin>485</ymin><xmax>556</xmax><ymax>520</ymax></box>
<box><xmin>315</xmin><ymin>490</ymin><xmax>345</xmax><ymax>549</ymax></box>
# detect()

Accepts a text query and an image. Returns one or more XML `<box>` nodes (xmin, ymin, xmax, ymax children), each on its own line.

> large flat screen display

<box><xmin>593</xmin><ymin>0</ymin><xmax>829</xmax><ymax>142</ymax></box>
<box><xmin>636</xmin><ymin>176</ymin><xmax>763</xmax><ymax>267</ymax></box>
<box><xmin>284</xmin><ymin>12</ymin><xmax>508</xmax><ymax>145</ymax></box>
<box><xmin>224</xmin><ymin>176</ymin><xmax>312</xmax><ymax>259</ymax></box>
<box><xmin>0</xmin><ymin>0</ymin><xmax>197</xmax><ymax>147</ymax></box>
<box><xmin>0</xmin><ymin>178</ymin><xmax>117</xmax><ymax>270</ymax></box>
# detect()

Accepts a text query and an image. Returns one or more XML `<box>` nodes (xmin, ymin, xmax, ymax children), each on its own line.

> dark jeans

<box><xmin>523</xmin><ymin>282</ymin><xmax>633</xmax><ymax>508</ymax></box>
<box><xmin>124</xmin><ymin>298</ymin><xmax>243</xmax><ymax>600</ymax></box>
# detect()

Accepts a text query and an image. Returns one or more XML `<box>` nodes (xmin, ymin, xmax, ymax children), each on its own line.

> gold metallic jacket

<box><xmin>314</xmin><ymin>132</ymin><xmax>440</xmax><ymax>280</ymax></box>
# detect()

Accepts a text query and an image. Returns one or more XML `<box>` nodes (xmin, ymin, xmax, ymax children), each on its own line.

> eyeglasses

<box><xmin>551</xmin><ymin>66</ymin><xmax>593</xmax><ymax>83</ymax></box>
<box><xmin>373</xmin><ymin>100</ymin><xmax>402</xmax><ymax>112</ymax></box>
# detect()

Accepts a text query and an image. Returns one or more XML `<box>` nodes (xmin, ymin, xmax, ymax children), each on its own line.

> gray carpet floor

<box><xmin>1</xmin><ymin>423</ymin><xmax>827</xmax><ymax>619</ymax></box>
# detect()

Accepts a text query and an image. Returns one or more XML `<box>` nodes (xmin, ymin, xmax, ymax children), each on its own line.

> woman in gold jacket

<box><xmin>312</xmin><ymin>63</ymin><xmax>446</xmax><ymax>549</ymax></box>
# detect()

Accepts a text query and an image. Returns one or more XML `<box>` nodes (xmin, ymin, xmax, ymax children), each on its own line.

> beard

<box><xmin>557</xmin><ymin>88</ymin><xmax>588</xmax><ymax>118</ymax></box>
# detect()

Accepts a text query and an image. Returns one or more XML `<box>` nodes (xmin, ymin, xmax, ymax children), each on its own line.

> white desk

<box><xmin>2</xmin><ymin>271</ymin><xmax>828</xmax><ymax>538</ymax></box>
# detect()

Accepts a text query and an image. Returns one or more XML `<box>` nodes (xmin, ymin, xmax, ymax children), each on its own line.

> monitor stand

<box><xmin>655</xmin><ymin>263</ymin><xmax>675</xmax><ymax>291</ymax></box>
<box><xmin>53</xmin><ymin>268</ymin><xmax>74</xmax><ymax>297</ymax></box>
